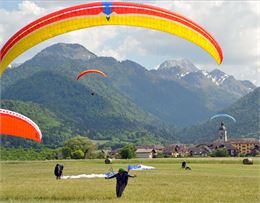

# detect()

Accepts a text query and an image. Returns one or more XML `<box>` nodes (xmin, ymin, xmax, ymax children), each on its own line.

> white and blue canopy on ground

<box><xmin>128</xmin><ymin>164</ymin><xmax>155</xmax><ymax>171</ymax></box>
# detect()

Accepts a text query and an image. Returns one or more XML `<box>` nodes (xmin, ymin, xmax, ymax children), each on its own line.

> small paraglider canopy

<box><xmin>210</xmin><ymin>113</ymin><xmax>236</xmax><ymax>122</ymax></box>
<box><xmin>76</xmin><ymin>69</ymin><xmax>107</xmax><ymax>96</ymax></box>
<box><xmin>0</xmin><ymin>109</ymin><xmax>42</xmax><ymax>142</ymax></box>
<box><xmin>76</xmin><ymin>69</ymin><xmax>108</xmax><ymax>80</ymax></box>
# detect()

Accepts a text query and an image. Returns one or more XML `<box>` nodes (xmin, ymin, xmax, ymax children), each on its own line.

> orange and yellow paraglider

<box><xmin>0</xmin><ymin>2</ymin><xmax>223</xmax><ymax>76</ymax></box>
<box><xmin>77</xmin><ymin>69</ymin><xmax>108</xmax><ymax>80</ymax></box>
<box><xmin>0</xmin><ymin>109</ymin><xmax>42</xmax><ymax>142</ymax></box>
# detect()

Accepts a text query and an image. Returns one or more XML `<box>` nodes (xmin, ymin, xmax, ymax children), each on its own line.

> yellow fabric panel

<box><xmin>0</xmin><ymin>14</ymin><xmax>220</xmax><ymax>76</ymax></box>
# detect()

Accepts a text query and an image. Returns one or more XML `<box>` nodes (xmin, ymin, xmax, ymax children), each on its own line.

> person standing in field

<box><xmin>105</xmin><ymin>168</ymin><xmax>136</xmax><ymax>198</ymax></box>
<box><xmin>54</xmin><ymin>163</ymin><xmax>64</xmax><ymax>179</ymax></box>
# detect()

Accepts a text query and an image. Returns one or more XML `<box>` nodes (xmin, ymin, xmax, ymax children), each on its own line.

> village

<box><xmin>102</xmin><ymin>122</ymin><xmax>260</xmax><ymax>159</ymax></box>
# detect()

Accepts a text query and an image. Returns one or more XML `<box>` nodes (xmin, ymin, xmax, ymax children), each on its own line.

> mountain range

<box><xmin>0</xmin><ymin>43</ymin><xmax>258</xmax><ymax>146</ymax></box>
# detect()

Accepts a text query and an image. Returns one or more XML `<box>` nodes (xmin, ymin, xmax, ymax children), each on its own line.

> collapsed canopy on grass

<box><xmin>128</xmin><ymin>164</ymin><xmax>155</xmax><ymax>170</ymax></box>
<box><xmin>0</xmin><ymin>1</ymin><xmax>223</xmax><ymax>76</ymax></box>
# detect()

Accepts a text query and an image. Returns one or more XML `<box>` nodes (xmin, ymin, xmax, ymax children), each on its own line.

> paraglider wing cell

<box><xmin>0</xmin><ymin>109</ymin><xmax>42</xmax><ymax>142</ymax></box>
<box><xmin>0</xmin><ymin>2</ymin><xmax>223</xmax><ymax>76</ymax></box>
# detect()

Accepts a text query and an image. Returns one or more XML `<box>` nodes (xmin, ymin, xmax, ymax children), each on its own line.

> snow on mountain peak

<box><xmin>209</xmin><ymin>69</ymin><xmax>230</xmax><ymax>85</ymax></box>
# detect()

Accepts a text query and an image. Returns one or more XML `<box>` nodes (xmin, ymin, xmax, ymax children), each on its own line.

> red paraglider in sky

<box><xmin>76</xmin><ymin>69</ymin><xmax>108</xmax><ymax>80</ymax></box>
<box><xmin>0</xmin><ymin>109</ymin><xmax>42</xmax><ymax>142</ymax></box>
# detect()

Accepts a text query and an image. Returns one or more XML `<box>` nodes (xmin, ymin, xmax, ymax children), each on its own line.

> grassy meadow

<box><xmin>0</xmin><ymin>158</ymin><xmax>259</xmax><ymax>203</ymax></box>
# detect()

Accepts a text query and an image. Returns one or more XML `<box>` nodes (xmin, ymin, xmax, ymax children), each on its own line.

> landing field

<box><xmin>1</xmin><ymin>158</ymin><xmax>259</xmax><ymax>203</ymax></box>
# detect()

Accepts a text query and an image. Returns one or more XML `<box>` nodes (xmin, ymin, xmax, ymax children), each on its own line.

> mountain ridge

<box><xmin>1</xmin><ymin>43</ymin><xmax>258</xmax><ymax>146</ymax></box>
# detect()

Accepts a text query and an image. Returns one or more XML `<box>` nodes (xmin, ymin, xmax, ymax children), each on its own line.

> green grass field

<box><xmin>0</xmin><ymin>158</ymin><xmax>259</xmax><ymax>203</ymax></box>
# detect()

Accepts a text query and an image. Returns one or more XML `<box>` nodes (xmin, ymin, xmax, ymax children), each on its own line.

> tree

<box><xmin>62</xmin><ymin>147</ymin><xmax>72</xmax><ymax>159</ymax></box>
<box><xmin>71</xmin><ymin>149</ymin><xmax>84</xmax><ymax>159</ymax></box>
<box><xmin>120</xmin><ymin>144</ymin><xmax>136</xmax><ymax>159</ymax></box>
<box><xmin>62</xmin><ymin>136</ymin><xmax>95</xmax><ymax>159</ymax></box>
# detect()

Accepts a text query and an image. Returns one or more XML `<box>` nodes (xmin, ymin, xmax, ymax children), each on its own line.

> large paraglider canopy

<box><xmin>76</xmin><ymin>69</ymin><xmax>108</xmax><ymax>80</ymax></box>
<box><xmin>0</xmin><ymin>1</ymin><xmax>223</xmax><ymax>76</ymax></box>
<box><xmin>0</xmin><ymin>109</ymin><xmax>42</xmax><ymax>142</ymax></box>
<box><xmin>210</xmin><ymin>113</ymin><xmax>236</xmax><ymax>122</ymax></box>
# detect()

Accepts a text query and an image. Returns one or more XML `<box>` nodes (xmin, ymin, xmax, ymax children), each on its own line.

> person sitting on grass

<box><xmin>181</xmin><ymin>161</ymin><xmax>191</xmax><ymax>170</ymax></box>
<box><xmin>105</xmin><ymin>168</ymin><xmax>136</xmax><ymax>198</ymax></box>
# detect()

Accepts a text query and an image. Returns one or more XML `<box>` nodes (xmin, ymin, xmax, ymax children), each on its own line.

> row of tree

<box><xmin>3</xmin><ymin>136</ymin><xmax>252</xmax><ymax>161</ymax></box>
<box><xmin>1</xmin><ymin>136</ymin><xmax>136</xmax><ymax>160</ymax></box>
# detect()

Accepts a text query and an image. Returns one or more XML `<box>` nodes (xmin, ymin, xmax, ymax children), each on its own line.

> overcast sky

<box><xmin>0</xmin><ymin>0</ymin><xmax>259</xmax><ymax>85</ymax></box>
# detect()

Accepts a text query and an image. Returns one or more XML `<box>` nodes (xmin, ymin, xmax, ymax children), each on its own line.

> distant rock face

<box><xmin>36</xmin><ymin>43</ymin><xmax>97</xmax><ymax>61</ymax></box>
<box><xmin>241</xmin><ymin>80</ymin><xmax>256</xmax><ymax>90</ymax></box>
<box><xmin>158</xmin><ymin>59</ymin><xmax>198</xmax><ymax>72</ymax></box>
<box><xmin>208</xmin><ymin>69</ymin><xmax>256</xmax><ymax>96</ymax></box>
<box><xmin>156</xmin><ymin>59</ymin><xmax>256</xmax><ymax>97</ymax></box>
<box><xmin>208</xmin><ymin>69</ymin><xmax>230</xmax><ymax>85</ymax></box>
<box><xmin>157</xmin><ymin>59</ymin><xmax>198</xmax><ymax>79</ymax></box>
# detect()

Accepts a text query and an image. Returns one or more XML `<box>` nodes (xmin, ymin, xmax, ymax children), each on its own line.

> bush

<box><xmin>0</xmin><ymin>147</ymin><xmax>58</xmax><ymax>160</ymax></box>
<box><xmin>212</xmin><ymin>148</ymin><xmax>228</xmax><ymax>157</ymax></box>
<box><xmin>62</xmin><ymin>136</ymin><xmax>95</xmax><ymax>159</ymax></box>
<box><xmin>71</xmin><ymin>149</ymin><xmax>84</xmax><ymax>159</ymax></box>
<box><xmin>89</xmin><ymin>152</ymin><xmax>105</xmax><ymax>159</ymax></box>
<box><xmin>62</xmin><ymin>147</ymin><xmax>72</xmax><ymax>159</ymax></box>
<box><xmin>156</xmin><ymin>152</ymin><xmax>171</xmax><ymax>158</ymax></box>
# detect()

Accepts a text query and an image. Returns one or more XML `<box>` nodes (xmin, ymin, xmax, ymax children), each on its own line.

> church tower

<box><xmin>218</xmin><ymin>122</ymin><xmax>227</xmax><ymax>142</ymax></box>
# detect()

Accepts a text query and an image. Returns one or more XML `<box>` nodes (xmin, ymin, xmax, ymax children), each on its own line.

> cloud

<box><xmin>18</xmin><ymin>0</ymin><xmax>45</xmax><ymax>15</ymax></box>
<box><xmin>0</xmin><ymin>1</ymin><xmax>46</xmax><ymax>46</ymax></box>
